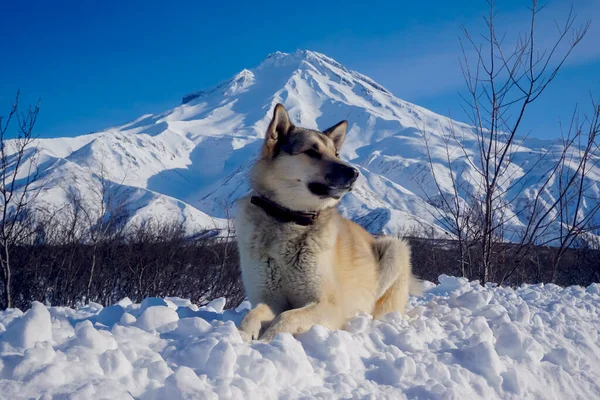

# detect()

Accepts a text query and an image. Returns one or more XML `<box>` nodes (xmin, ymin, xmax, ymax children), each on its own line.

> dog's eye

<box><xmin>304</xmin><ymin>149</ymin><xmax>321</xmax><ymax>159</ymax></box>
<box><xmin>335</xmin><ymin>152</ymin><xmax>340</xmax><ymax>158</ymax></box>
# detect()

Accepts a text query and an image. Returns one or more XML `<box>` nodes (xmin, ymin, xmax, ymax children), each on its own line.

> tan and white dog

<box><xmin>235</xmin><ymin>104</ymin><xmax>421</xmax><ymax>342</ymax></box>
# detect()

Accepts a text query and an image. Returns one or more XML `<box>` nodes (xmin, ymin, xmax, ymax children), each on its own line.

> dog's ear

<box><xmin>263</xmin><ymin>104</ymin><xmax>292</xmax><ymax>157</ymax></box>
<box><xmin>323</xmin><ymin>120</ymin><xmax>348</xmax><ymax>151</ymax></box>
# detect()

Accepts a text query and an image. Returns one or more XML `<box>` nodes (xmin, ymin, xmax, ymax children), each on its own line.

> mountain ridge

<box><xmin>7</xmin><ymin>49</ymin><xmax>599</xmax><ymax>239</ymax></box>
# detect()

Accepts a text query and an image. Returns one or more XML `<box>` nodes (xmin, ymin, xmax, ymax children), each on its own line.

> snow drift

<box><xmin>0</xmin><ymin>276</ymin><xmax>599</xmax><ymax>399</ymax></box>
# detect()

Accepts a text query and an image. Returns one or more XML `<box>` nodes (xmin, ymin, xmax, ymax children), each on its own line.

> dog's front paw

<box><xmin>238</xmin><ymin>330</ymin><xmax>252</xmax><ymax>342</ymax></box>
<box><xmin>238</xmin><ymin>315</ymin><xmax>262</xmax><ymax>341</ymax></box>
<box><xmin>258</xmin><ymin>327</ymin><xmax>278</xmax><ymax>343</ymax></box>
<box><xmin>258</xmin><ymin>314</ymin><xmax>292</xmax><ymax>342</ymax></box>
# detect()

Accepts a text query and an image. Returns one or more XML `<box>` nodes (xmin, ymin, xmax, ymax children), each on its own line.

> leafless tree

<box><xmin>0</xmin><ymin>92</ymin><xmax>43</xmax><ymax>308</ymax></box>
<box><xmin>77</xmin><ymin>159</ymin><xmax>131</xmax><ymax>302</ymax></box>
<box><xmin>421</xmin><ymin>0</ymin><xmax>594</xmax><ymax>284</ymax></box>
<box><xmin>0</xmin><ymin>99</ymin><xmax>246</xmax><ymax>309</ymax></box>
<box><xmin>419</xmin><ymin>123</ymin><xmax>481</xmax><ymax>278</ymax></box>
<box><xmin>509</xmin><ymin>100</ymin><xmax>600</xmax><ymax>283</ymax></box>
<box><xmin>207</xmin><ymin>201</ymin><xmax>243</xmax><ymax>301</ymax></box>
<box><xmin>549</xmin><ymin>105</ymin><xmax>600</xmax><ymax>281</ymax></box>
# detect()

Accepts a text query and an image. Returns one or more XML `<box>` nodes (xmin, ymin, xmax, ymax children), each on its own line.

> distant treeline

<box><xmin>3</xmin><ymin>217</ymin><xmax>599</xmax><ymax>311</ymax></box>
<box><xmin>4</xmin><ymin>221</ymin><xmax>244</xmax><ymax>310</ymax></box>
<box><xmin>407</xmin><ymin>235</ymin><xmax>600</xmax><ymax>288</ymax></box>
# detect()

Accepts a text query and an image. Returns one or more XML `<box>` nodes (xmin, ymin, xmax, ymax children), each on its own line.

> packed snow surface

<box><xmin>0</xmin><ymin>276</ymin><xmax>599</xmax><ymax>399</ymax></box>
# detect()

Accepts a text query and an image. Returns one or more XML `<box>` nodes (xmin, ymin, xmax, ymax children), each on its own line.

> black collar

<box><xmin>250</xmin><ymin>196</ymin><xmax>319</xmax><ymax>226</ymax></box>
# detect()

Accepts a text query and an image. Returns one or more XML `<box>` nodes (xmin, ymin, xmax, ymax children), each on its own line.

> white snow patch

<box><xmin>2</xmin><ymin>302</ymin><xmax>52</xmax><ymax>350</ymax></box>
<box><xmin>0</xmin><ymin>276</ymin><xmax>599</xmax><ymax>399</ymax></box>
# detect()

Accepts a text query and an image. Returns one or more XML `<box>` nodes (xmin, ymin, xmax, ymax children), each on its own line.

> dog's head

<box><xmin>251</xmin><ymin>103</ymin><xmax>359</xmax><ymax>212</ymax></box>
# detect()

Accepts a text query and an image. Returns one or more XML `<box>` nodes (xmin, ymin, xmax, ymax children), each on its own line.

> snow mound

<box><xmin>0</xmin><ymin>277</ymin><xmax>599</xmax><ymax>399</ymax></box>
<box><xmin>2</xmin><ymin>302</ymin><xmax>52</xmax><ymax>350</ymax></box>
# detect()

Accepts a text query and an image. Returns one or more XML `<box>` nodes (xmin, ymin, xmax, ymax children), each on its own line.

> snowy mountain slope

<box><xmin>0</xmin><ymin>276</ymin><xmax>599</xmax><ymax>399</ymax></box>
<box><xmin>9</xmin><ymin>49</ymin><xmax>600</xmax><ymax>236</ymax></box>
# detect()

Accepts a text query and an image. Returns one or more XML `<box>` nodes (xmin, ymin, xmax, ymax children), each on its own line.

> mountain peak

<box><xmin>257</xmin><ymin>49</ymin><xmax>327</xmax><ymax>70</ymax></box>
<box><xmin>262</xmin><ymin>49</ymin><xmax>323</xmax><ymax>61</ymax></box>
<box><xmin>182</xmin><ymin>49</ymin><xmax>393</xmax><ymax>105</ymax></box>
<box><xmin>261</xmin><ymin>49</ymin><xmax>392</xmax><ymax>96</ymax></box>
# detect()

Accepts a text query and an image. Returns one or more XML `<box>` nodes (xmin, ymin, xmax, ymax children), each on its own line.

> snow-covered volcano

<box><xmin>12</xmin><ymin>50</ymin><xmax>600</xmax><ymax>236</ymax></box>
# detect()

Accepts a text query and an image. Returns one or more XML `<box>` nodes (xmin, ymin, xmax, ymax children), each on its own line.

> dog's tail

<box><xmin>409</xmin><ymin>273</ymin><xmax>424</xmax><ymax>297</ymax></box>
<box><xmin>373</xmin><ymin>237</ymin><xmax>424</xmax><ymax>298</ymax></box>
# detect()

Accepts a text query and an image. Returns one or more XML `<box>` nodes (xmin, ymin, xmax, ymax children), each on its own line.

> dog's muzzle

<box><xmin>308</xmin><ymin>164</ymin><xmax>359</xmax><ymax>199</ymax></box>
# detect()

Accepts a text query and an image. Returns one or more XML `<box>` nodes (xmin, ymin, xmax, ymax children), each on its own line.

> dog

<box><xmin>235</xmin><ymin>103</ymin><xmax>421</xmax><ymax>342</ymax></box>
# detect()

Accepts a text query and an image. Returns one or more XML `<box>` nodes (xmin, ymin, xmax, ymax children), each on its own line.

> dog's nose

<box><xmin>348</xmin><ymin>167</ymin><xmax>359</xmax><ymax>183</ymax></box>
<box><xmin>327</xmin><ymin>163</ymin><xmax>360</xmax><ymax>186</ymax></box>
<box><xmin>343</xmin><ymin>166</ymin><xmax>359</xmax><ymax>183</ymax></box>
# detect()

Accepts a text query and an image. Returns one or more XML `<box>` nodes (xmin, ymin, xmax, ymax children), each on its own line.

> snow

<box><xmin>1</xmin><ymin>277</ymin><xmax>599</xmax><ymax>399</ymax></box>
<box><xmin>2</xmin><ymin>302</ymin><xmax>52</xmax><ymax>349</ymax></box>
<box><xmin>6</xmin><ymin>49</ymin><xmax>598</xmax><ymax>238</ymax></box>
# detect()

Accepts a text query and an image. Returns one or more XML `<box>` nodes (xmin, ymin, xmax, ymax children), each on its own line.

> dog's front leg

<box><xmin>258</xmin><ymin>301</ymin><xmax>342</xmax><ymax>342</ymax></box>
<box><xmin>238</xmin><ymin>303</ymin><xmax>280</xmax><ymax>341</ymax></box>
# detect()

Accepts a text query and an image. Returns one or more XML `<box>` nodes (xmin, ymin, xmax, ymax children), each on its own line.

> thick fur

<box><xmin>236</xmin><ymin>104</ymin><xmax>421</xmax><ymax>342</ymax></box>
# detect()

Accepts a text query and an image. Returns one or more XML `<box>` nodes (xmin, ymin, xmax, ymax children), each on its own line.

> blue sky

<box><xmin>1</xmin><ymin>0</ymin><xmax>598</xmax><ymax>139</ymax></box>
